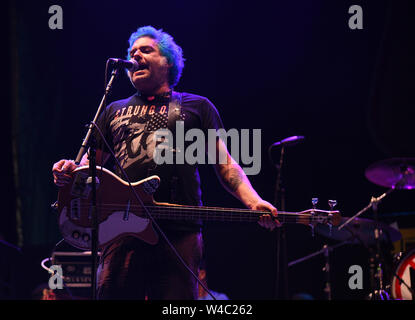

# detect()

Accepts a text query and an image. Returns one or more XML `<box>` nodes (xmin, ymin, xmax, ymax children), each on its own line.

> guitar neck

<box><xmin>146</xmin><ymin>205</ymin><xmax>312</xmax><ymax>224</ymax></box>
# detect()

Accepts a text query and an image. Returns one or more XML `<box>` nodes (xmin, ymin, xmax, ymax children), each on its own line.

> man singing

<box><xmin>52</xmin><ymin>26</ymin><xmax>278</xmax><ymax>299</ymax></box>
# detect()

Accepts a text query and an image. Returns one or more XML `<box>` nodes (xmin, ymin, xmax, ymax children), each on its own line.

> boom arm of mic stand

<box><xmin>74</xmin><ymin>68</ymin><xmax>119</xmax><ymax>165</ymax></box>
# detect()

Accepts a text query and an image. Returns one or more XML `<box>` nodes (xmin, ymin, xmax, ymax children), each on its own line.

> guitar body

<box><xmin>57</xmin><ymin>166</ymin><xmax>161</xmax><ymax>250</ymax></box>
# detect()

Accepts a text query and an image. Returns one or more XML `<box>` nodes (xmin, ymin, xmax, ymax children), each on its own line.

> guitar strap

<box><xmin>167</xmin><ymin>91</ymin><xmax>183</xmax><ymax>203</ymax></box>
<box><xmin>167</xmin><ymin>91</ymin><xmax>183</xmax><ymax>134</ymax></box>
<box><xmin>145</xmin><ymin>91</ymin><xmax>183</xmax><ymax>202</ymax></box>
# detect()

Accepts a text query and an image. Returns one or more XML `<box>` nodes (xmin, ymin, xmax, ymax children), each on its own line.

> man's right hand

<box><xmin>52</xmin><ymin>159</ymin><xmax>77</xmax><ymax>187</ymax></box>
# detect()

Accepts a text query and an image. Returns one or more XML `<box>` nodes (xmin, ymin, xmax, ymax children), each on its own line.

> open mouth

<box><xmin>137</xmin><ymin>64</ymin><xmax>148</xmax><ymax>71</ymax></box>
<box><xmin>133</xmin><ymin>64</ymin><xmax>149</xmax><ymax>76</ymax></box>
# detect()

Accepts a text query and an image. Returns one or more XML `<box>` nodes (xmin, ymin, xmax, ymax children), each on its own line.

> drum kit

<box><xmin>289</xmin><ymin>158</ymin><xmax>415</xmax><ymax>300</ymax></box>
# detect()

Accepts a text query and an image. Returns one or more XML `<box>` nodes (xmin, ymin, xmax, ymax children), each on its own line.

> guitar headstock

<box><xmin>299</xmin><ymin>208</ymin><xmax>342</xmax><ymax>227</ymax></box>
<box><xmin>298</xmin><ymin>199</ymin><xmax>342</xmax><ymax>236</ymax></box>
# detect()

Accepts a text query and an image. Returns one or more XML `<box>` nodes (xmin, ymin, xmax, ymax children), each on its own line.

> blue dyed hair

<box><xmin>126</xmin><ymin>26</ymin><xmax>185</xmax><ymax>88</ymax></box>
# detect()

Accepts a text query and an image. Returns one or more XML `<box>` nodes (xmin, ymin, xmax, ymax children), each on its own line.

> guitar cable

<box><xmin>89</xmin><ymin>121</ymin><xmax>217</xmax><ymax>300</ymax></box>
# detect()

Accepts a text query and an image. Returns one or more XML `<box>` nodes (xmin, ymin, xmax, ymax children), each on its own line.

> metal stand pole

<box><xmin>273</xmin><ymin>146</ymin><xmax>289</xmax><ymax>299</ymax></box>
<box><xmin>74</xmin><ymin>67</ymin><xmax>119</xmax><ymax>300</ymax></box>
<box><xmin>367</xmin><ymin>199</ymin><xmax>391</xmax><ymax>300</ymax></box>
<box><xmin>322</xmin><ymin>245</ymin><xmax>332</xmax><ymax>300</ymax></box>
<box><xmin>289</xmin><ymin>241</ymin><xmax>350</xmax><ymax>300</ymax></box>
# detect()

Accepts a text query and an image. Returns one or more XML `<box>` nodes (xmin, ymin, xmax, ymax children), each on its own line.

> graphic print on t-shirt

<box><xmin>110</xmin><ymin>104</ymin><xmax>169</xmax><ymax>173</ymax></box>
<box><xmin>98</xmin><ymin>92</ymin><xmax>223</xmax><ymax>207</ymax></box>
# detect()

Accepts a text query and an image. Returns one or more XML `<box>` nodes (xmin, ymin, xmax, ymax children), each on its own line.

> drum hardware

<box><xmin>286</xmin><ymin>158</ymin><xmax>413</xmax><ymax>299</ymax></box>
<box><xmin>339</xmin><ymin>157</ymin><xmax>415</xmax><ymax>233</ymax></box>
<box><xmin>316</xmin><ymin>216</ymin><xmax>413</xmax><ymax>300</ymax></box>
<box><xmin>366</xmin><ymin>253</ymin><xmax>391</xmax><ymax>300</ymax></box>
<box><xmin>287</xmin><ymin>242</ymin><xmax>349</xmax><ymax>268</ymax></box>
<box><xmin>368</xmin><ymin>188</ymin><xmax>392</xmax><ymax>298</ymax></box>
<box><xmin>288</xmin><ymin>239</ymin><xmax>352</xmax><ymax>300</ymax></box>
<box><xmin>316</xmin><ymin>217</ymin><xmax>402</xmax><ymax>246</ymax></box>
<box><xmin>337</xmin><ymin>158</ymin><xmax>415</xmax><ymax>299</ymax></box>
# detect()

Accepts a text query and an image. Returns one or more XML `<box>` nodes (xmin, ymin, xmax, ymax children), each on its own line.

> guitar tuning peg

<box><xmin>311</xmin><ymin>198</ymin><xmax>319</xmax><ymax>209</ymax></box>
<box><xmin>310</xmin><ymin>198</ymin><xmax>318</xmax><ymax>237</ymax></box>
<box><xmin>328</xmin><ymin>199</ymin><xmax>337</xmax><ymax>210</ymax></box>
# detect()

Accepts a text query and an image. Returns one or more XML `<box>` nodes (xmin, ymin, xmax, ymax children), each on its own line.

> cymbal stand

<box><xmin>288</xmin><ymin>240</ymin><xmax>350</xmax><ymax>300</ymax></box>
<box><xmin>338</xmin><ymin>171</ymin><xmax>413</xmax><ymax>232</ymax></box>
<box><xmin>367</xmin><ymin>196</ymin><xmax>390</xmax><ymax>300</ymax></box>
<box><xmin>337</xmin><ymin>189</ymin><xmax>395</xmax><ymax>232</ymax></box>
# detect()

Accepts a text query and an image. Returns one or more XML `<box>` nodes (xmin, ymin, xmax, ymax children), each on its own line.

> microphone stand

<box><xmin>269</xmin><ymin>136</ymin><xmax>305</xmax><ymax>299</ymax></box>
<box><xmin>270</xmin><ymin>144</ymin><xmax>289</xmax><ymax>299</ymax></box>
<box><xmin>74</xmin><ymin>67</ymin><xmax>119</xmax><ymax>300</ymax></box>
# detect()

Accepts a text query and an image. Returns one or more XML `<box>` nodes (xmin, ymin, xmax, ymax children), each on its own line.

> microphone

<box><xmin>108</xmin><ymin>58</ymin><xmax>139</xmax><ymax>72</ymax></box>
<box><xmin>271</xmin><ymin>135</ymin><xmax>305</xmax><ymax>148</ymax></box>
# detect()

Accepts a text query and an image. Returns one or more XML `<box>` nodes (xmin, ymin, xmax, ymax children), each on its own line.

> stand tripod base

<box><xmin>367</xmin><ymin>289</ymin><xmax>391</xmax><ymax>300</ymax></box>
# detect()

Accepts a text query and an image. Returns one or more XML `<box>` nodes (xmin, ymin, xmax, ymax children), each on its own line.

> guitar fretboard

<box><xmin>121</xmin><ymin>205</ymin><xmax>316</xmax><ymax>224</ymax></box>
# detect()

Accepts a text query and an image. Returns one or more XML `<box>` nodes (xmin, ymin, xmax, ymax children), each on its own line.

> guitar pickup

<box><xmin>70</xmin><ymin>198</ymin><xmax>81</xmax><ymax>220</ymax></box>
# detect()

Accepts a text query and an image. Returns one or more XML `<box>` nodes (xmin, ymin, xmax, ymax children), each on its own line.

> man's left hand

<box><xmin>251</xmin><ymin>200</ymin><xmax>281</xmax><ymax>231</ymax></box>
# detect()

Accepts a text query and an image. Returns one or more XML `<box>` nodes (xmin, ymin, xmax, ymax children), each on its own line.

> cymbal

<box><xmin>365</xmin><ymin>158</ymin><xmax>415</xmax><ymax>189</ymax></box>
<box><xmin>315</xmin><ymin>217</ymin><xmax>402</xmax><ymax>245</ymax></box>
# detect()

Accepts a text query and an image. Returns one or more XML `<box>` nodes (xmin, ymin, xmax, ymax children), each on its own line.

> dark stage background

<box><xmin>2</xmin><ymin>0</ymin><xmax>415</xmax><ymax>300</ymax></box>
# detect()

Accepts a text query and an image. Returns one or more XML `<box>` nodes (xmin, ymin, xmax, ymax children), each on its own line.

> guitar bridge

<box><xmin>71</xmin><ymin>171</ymin><xmax>90</xmax><ymax>198</ymax></box>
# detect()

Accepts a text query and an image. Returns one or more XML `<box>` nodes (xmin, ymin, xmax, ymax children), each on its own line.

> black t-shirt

<box><xmin>95</xmin><ymin>91</ymin><xmax>223</xmax><ymax>231</ymax></box>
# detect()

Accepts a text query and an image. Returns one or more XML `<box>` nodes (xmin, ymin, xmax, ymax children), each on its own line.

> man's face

<box><xmin>128</xmin><ymin>36</ymin><xmax>171</xmax><ymax>94</ymax></box>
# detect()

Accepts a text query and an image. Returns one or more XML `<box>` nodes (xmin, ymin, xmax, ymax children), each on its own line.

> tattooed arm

<box><xmin>212</xmin><ymin>139</ymin><xmax>280</xmax><ymax>230</ymax></box>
